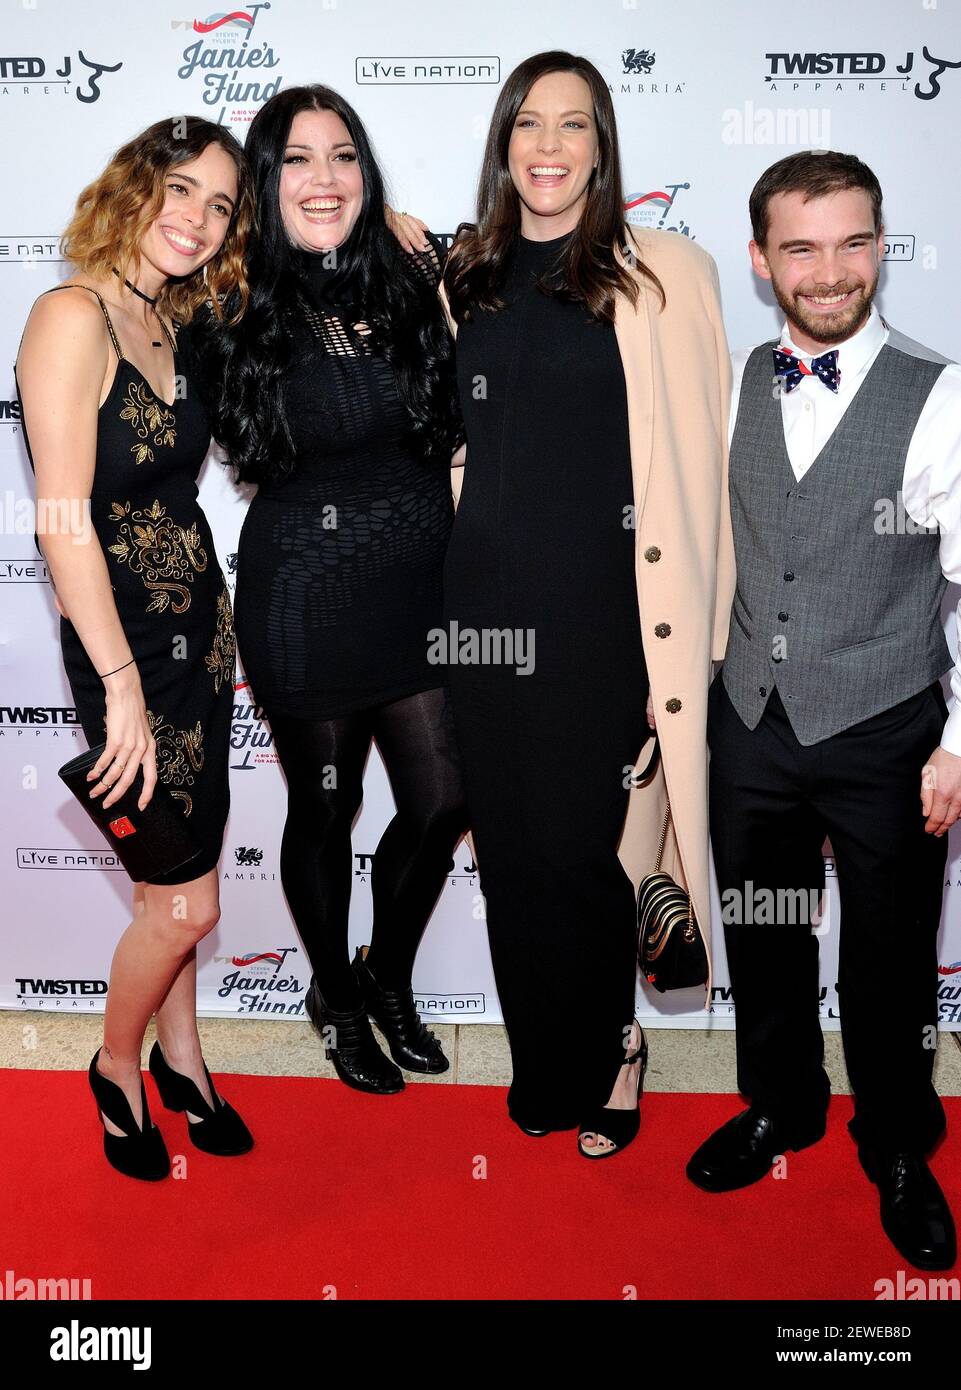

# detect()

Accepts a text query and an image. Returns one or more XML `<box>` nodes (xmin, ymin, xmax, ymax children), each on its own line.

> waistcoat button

<box><xmin>644</xmin><ymin>546</ymin><xmax>662</xmax><ymax>563</ymax></box>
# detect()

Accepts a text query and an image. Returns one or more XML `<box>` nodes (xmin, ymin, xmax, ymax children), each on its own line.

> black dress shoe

<box><xmin>148</xmin><ymin>1041</ymin><xmax>254</xmax><ymax>1156</ymax></box>
<box><xmin>305</xmin><ymin>975</ymin><xmax>404</xmax><ymax>1095</ymax></box>
<box><xmin>352</xmin><ymin>948</ymin><xmax>449</xmax><ymax>1074</ymax></box>
<box><xmin>859</xmin><ymin>1146</ymin><xmax>957</xmax><ymax>1271</ymax></box>
<box><xmin>513</xmin><ymin>1119</ymin><xmax>550</xmax><ymax>1137</ymax></box>
<box><xmin>687</xmin><ymin>1107</ymin><xmax>824</xmax><ymax>1192</ymax></box>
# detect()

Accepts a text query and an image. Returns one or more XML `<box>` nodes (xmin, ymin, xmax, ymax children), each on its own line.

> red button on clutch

<box><xmin>109</xmin><ymin>816</ymin><xmax>137</xmax><ymax>838</ymax></box>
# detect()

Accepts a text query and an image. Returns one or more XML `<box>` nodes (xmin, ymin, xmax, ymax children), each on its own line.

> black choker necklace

<box><xmin>111</xmin><ymin>267</ymin><xmax>157</xmax><ymax>306</ymax></box>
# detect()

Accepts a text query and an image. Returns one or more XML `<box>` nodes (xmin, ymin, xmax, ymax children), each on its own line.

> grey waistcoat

<box><xmin>722</xmin><ymin>327</ymin><xmax>952</xmax><ymax>745</ymax></box>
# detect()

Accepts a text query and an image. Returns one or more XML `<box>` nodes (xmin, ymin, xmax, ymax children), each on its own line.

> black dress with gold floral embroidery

<box><xmin>16</xmin><ymin>284</ymin><xmax>236</xmax><ymax>885</ymax></box>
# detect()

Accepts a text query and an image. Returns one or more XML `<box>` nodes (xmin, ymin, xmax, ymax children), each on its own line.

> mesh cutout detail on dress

<box><xmin>233</xmin><ymin>243</ymin><xmax>455</xmax><ymax>718</ymax></box>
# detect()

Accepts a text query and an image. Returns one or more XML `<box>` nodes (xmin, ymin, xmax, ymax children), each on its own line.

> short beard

<box><xmin>771</xmin><ymin>267</ymin><xmax>879</xmax><ymax>346</ymax></box>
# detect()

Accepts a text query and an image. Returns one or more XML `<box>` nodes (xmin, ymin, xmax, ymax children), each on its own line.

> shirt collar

<box><xmin>779</xmin><ymin>303</ymin><xmax>887</xmax><ymax>385</ymax></box>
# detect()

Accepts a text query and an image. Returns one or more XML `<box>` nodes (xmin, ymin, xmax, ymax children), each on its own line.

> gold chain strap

<box><xmin>653</xmin><ymin>796</ymin><xmax>694</xmax><ymax>929</ymax></box>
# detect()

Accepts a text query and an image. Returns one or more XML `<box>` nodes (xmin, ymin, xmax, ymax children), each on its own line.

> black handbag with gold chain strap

<box><xmin>631</xmin><ymin>734</ymin><xmax>709</xmax><ymax>993</ymax></box>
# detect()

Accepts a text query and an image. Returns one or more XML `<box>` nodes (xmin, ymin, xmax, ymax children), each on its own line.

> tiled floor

<box><xmin>3</xmin><ymin>1010</ymin><xmax>961</xmax><ymax>1094</ymax></box>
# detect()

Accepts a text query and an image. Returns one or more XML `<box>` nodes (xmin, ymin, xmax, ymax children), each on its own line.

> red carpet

<box><xmin>1</xmin><ymin>1068</ymin><xmax>958</xmax><ymax>1300</ymax></box>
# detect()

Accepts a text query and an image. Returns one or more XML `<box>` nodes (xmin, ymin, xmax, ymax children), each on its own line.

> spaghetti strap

<box><xmin>42</xmin><ymin>284</ymin><xmax>124</xmax><ymax>363</ymax></box>
<box><xmin>155</xmin><ymin>315</ymin><xmax>178</xmax><ymax>356</ymax></box>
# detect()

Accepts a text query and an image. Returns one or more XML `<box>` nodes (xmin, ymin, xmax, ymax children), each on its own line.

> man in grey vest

<box><xmin>687</xmin><ymin>151</ymin><xmax>961</xmax><ymax>1271</ymax></box>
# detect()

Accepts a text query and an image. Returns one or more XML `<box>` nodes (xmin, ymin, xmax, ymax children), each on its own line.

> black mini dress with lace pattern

<box><xmin>232</xmin><ymin>241</ymin><xmax>456</xmax><ymax>718</ymax></box>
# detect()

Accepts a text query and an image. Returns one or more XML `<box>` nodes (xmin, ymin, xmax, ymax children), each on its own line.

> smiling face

<box><xmin>507</xmin><ymin>69</ymin><xmax>599</xmax><ymax>239</ymax></box>
<box><xmin>279</xmin><ymin>107</ymin><xmax>364</xmax><ymax>253</ymax></box>
<box><xmin>138</xmin><ymin>142</ymin><xmax>238</xmax><ymax>279</ymax></box>
<box><xmin>750</xmin><ymin>188</ymin><xmax>883</xmax><ymax>353</ymax></box>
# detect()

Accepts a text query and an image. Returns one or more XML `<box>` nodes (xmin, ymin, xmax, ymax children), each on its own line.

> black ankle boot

<box><xmin>148</xmin><ymin>1041</ymin><xmax>254</xmax><ymax>1156</ymax></box>
<box><xmin>305</xmin><ymin>975</ymin><xmax>405</xmax><ymax>1094</ymax></box>
<box><xmin>352</xmin><ymin>948</ymin><xmax>449</xmax><ymax>1074</ymax></box>
<box><xmin>88</xmin><ymin>1048</ymin><xmax>170</xmax><ymax>1181</ymax></box>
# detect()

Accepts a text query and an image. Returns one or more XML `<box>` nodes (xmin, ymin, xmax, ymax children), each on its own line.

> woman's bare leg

<box><xmin>95</xmin><ymin>868</ymin><xmax>220</xmax><ymax>1133</ymax></box>
<box><xmin>154</xmin><ymin>947</ymin><xmax>218</xmax><ymax>1119</ymax></box>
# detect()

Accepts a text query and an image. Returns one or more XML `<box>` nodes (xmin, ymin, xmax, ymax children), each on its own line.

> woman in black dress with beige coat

<box><xmin>441</xmin><ymin>52</ymin><xmax>734</xmax><ymax>1158</ymax></box>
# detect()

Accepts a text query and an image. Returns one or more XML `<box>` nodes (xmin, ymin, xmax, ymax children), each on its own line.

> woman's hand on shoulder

<box><xmin>385</xmin><ymin>204</ymin><xmax>432</xmax><ymax>254</ymax></box>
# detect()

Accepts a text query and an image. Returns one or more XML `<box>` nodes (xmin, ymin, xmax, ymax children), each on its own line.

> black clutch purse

<box><xmin>58</xmin><ymin>744</ymin><xmax>202</xmax><ymax>881</ymax></box>
<box><xmin>633</xmin><ymin>735</ymin><xmax>709</xmax><ymax>993</ymax></box>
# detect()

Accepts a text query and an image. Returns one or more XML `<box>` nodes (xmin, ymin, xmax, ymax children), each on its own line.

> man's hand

<box><xmin>920</xmin><ymin>745</ymin><xmax>961</xmax><ymax>836</ymax></box>
<box><xmin>384</xmin><ymin>205</ymin><xmax>431</xmax><ymax>253</ymax></box>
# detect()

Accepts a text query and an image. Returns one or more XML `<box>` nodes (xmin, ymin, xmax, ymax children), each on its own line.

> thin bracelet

<box><xmin>98</xmin><ymin>657</ymin><xmax>135</xmax><ymax>679</ymax></box>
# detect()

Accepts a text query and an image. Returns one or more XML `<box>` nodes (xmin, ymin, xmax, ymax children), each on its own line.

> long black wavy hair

<box><xmin>191</xmin><ymin>84</ymin><xmax>462</xmax><ymax>484</ymax></box>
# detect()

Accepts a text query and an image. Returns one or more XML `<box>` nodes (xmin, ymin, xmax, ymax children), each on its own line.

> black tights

<box><xmin>268</xmin><ymin>687</ymin><xmax>469</xmax><ymax>1009</ymax></box>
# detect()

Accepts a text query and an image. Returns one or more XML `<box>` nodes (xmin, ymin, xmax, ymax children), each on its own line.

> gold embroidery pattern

<box><xmin>107</xmin><ymin>499</ymin><xmax>208</xmax><ymax>615</ymax></box>
<box><xmin>120</xmin><ymin>380</ymin><xmax>176</xmax><ymax>464</ymax></box>
<box><xmin>205</xmin><ymin>585</ymin><xmax>237</xmax><ymax>694</ymax></box>
<box><xmin>147</xmin><ymin>710</ymin><xmax>204</xmax><ymax>817</ymax></box>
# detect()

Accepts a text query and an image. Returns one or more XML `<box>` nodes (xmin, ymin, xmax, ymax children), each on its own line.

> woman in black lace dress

<box><xmin>15</xmin><ymin>118</ymin><xmax>257</xmax><ymax>1180</ymax></box>
<box><xmin>192</xmin><ymin>86</ymin><xmax>468</xmax><ymax>1094</ymax></box>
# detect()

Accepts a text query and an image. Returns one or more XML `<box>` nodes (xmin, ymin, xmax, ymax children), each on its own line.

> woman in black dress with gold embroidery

<box><xmin>15</xmin><ymin>118</ymin><xmax>256</xmax><ymax>1181</ymax></box>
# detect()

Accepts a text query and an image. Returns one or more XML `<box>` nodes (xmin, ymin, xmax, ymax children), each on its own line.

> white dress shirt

<box><xmin>729</xmin><ymin>304</ymin><xmax>961</xmax><ymax>755</ymax></box>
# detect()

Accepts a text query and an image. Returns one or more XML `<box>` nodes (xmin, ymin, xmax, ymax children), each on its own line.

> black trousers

<box><xmin>708</xmin><ymin>672</ymin><xmax>948</xmax><ymax>1155</ymax></box>
<box><xmin>448</xmin><ymin>663</ymin><xmax>649</xmax><ymax>1130</ymax></box>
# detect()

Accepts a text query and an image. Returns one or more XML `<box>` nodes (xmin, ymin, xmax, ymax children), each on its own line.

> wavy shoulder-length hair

<box><xmin>193</xmin><ymin>84</ymin><xmax>462</xmax><ymax>486</ymax></box>
<box><xmin>60</xmin><ymin>116</ymin><xmax>255</xmax><ymax>326</ymax></box>
<box><xmin>443</xmin><ymin>50</ymin><xmax>665</xmax><ymax>324</ymax></box>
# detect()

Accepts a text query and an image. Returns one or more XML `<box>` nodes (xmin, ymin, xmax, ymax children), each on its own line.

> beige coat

<box><xmin>441</xmin><ymin>226</ymin><xmax>735</xmax><ymax>1004</ymax></box>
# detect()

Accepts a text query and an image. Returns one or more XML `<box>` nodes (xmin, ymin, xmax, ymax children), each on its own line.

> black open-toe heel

<box><xmin>577</xmin><ymin>1024</ymin><xmax>648</xmax><ymax>1161</ymax></box>
<box><xmin>305</xmin><ymin>975</ymin><xmax>405</xmax><ymax>1095</ymax></box>
<box><xmin>148</xmin><ymin>1041</ymin><xmax>253</xmax><ymax>1156</ymax></box>
<box><xmin>352</xmin><ymin>947</ymin><xmax>449</xmax><ymax>1074</ymax></box>
<box><xmin>88</xmin><ymin>1048</ymin><xmax>170</xmax><ymax>1181</ymax></box>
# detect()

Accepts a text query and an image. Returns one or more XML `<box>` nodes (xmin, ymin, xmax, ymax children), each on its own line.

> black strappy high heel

<box><xmin>88</xmin><ymin>1048</ymin><xmax>170</xmax><ymax>1181</ymax></box>
<box><xmin>148</xmin><ymin>1041</ymin><xmax>254</xmax><ymax>1156</ymax></box>
<box><xmin>577</xmin><ymin>1023</ymin><xmax>649</xmax><ymax>1160</ymax></box>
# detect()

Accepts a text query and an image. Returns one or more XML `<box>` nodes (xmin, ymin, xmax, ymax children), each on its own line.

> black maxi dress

<box><xmin>443</xmin><ymin>230</ymin><xmax>650</xmax><ymax>1129</ymax></box>
<box><xmin>16</xmin><ymin>285</ymin><xmax>235</xmax><ymax>885</ymax></box>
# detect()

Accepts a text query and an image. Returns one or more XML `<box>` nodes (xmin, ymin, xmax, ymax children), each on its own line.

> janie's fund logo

<box><xmin>172</xmin><ymin>2</ymin><xmax>283</xmax><ymax>126</ymax></box>
<box><xmin>624</xmin><ymin>182</ymin><xmax>695</xmax><ymax>239</ymax></box>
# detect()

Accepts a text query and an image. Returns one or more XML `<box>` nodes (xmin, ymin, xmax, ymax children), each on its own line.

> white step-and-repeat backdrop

<box><xmin>2</xmin><ymin>0</ymin><xmax>960</xmax><ymax>1029</ymax></box>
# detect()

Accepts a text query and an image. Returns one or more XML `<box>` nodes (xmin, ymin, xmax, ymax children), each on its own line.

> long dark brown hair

<box><xmin>443</xmin><ymin>50</ymin><xmax>665</xmax><ymax>324</ymax></box>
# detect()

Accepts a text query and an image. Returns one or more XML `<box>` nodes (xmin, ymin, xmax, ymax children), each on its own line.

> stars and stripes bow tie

<box><xmin>772</xmin><ymin>346</ymin><xmax>840</xmax><ymax>393</ymax></box>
